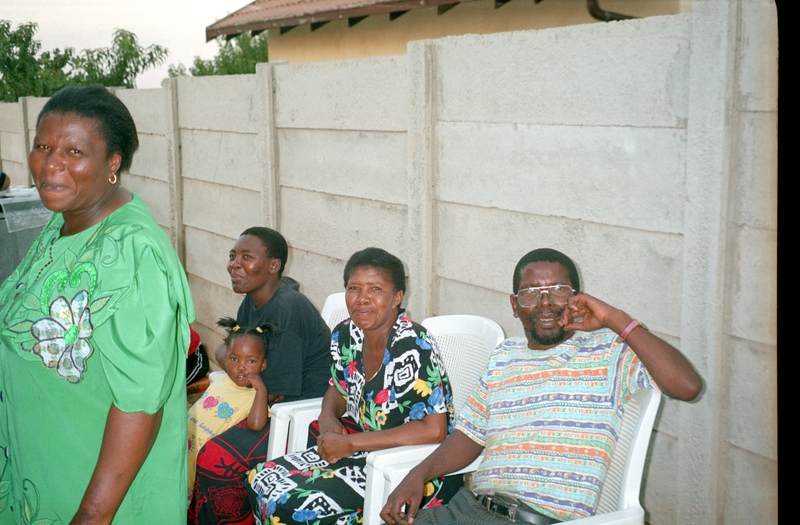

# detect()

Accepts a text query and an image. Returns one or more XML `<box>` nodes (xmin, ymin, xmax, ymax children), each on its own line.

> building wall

<box><xmin>268</xmin><ymin>0</ymin><xmax>684</xmax><ymax>64</ymax></box>
<box><xmin>0</xmin><ymin>2</ymin><xmax>777</xmax><ymax>522</ymax></box>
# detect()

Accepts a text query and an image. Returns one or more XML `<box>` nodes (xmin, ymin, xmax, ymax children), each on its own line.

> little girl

<box><xmin>188</xmin><ymin>318</ymin><xmax>275</xmax><ymax>497</ymax></box>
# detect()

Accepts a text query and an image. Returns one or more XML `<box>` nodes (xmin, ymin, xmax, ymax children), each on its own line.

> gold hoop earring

<box><xmin>108</xmin><ymin>173</ymin><xmax>118</xmax><ymax>185</ymax></box>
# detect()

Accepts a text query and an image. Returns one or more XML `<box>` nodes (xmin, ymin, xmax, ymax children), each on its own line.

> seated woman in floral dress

<box><xmin>246</xmin><ymin>247</ymin><xmax>461</xmax><ymax>525</ymax></box>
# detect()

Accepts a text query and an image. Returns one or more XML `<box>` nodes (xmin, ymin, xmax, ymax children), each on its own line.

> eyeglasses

<box><xmin>514</xmin><ymin>284</ymin><xmax>575</xmax><ymax>307</ymax></box>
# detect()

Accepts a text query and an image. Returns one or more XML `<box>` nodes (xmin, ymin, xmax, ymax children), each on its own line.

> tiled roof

<box><xmin>206</xmin><ymin>0</ymin><xmax>466</xmax><ymax>40</ymax></box>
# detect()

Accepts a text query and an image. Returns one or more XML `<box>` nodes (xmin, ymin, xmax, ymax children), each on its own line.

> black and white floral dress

<box><xmin>246</xmin><ymin>311</ymin><xmax>460</xmax><ymax>525</ymax></box>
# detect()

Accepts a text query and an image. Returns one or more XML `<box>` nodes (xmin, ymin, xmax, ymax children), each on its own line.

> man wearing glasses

<box><xmin>382</xmin><ymin>248</ymin><xmax>702</xmax><ymax>525</ymax></box>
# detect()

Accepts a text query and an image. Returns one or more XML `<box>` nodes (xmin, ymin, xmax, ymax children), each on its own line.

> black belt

<box><xmin>474</xmin><ymin>493</ymin><xmax>560</xmax><ymax>525</ymax></box>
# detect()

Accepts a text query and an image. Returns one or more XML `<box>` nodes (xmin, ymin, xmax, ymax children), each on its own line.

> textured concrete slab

<box><xmin>0</xmin><ymin>131</ymin><xmax>25</xmax><ymax>164</ymax></box>
<box><xmin>0</xmin><ymin>104</ymin><xmax>20</xmax><ymax>133</ymax></box>
<box><xmin>734</xmin><ymin>111</ymin><xmax>777</xmax><ymax>230</ymax></box>
<box><xmin>184</xmin><ymin>227</ymin><xmax>237</xmax><ymax>289</ymax></box>
<box><xmin>727</xmin><ymin>337</ymin><xmax>776</xmax><ymax>459</ymax></box>
<box><xmin>126</xmin><ymin>174</ymin><xmax>171</xmax><ymax>229</ymax></box>
<box><xmin>727</xmin><ymin>225</ymin><xmax>776</xmax><ymax>345</ymax></box>
<box><xmin>436</xmin><ymin>121</ymin><xmax>687</xmax><ymax>233</ymax></box>
<box><xmin>722</xmin><ymin>445</ymin><xmax>778</xmax><ymax>525</ymax></box>
<box><xmin>279</xmin><ymin>128</ymin><xmax>408</xmax><ymax>205</ymax></box>
<box><xmin>177</xmin><ymin>75</ymin><xmax>259</xmax><ymax>133</ymax></box>
<box><xmin>182</xmin><ymin>129</ymin><xmax>263</xmax><ymax>191</ymax></box>
<box><xmin>129</xmin><ymin>134</ymin><xmax>169</xmax><ymax>182</ymax></box>
<box><xmin>116</xmin><ymin>88</ymin><xmax>167</xmax><ymax>134</ymax></box>
<box><xmin>280</xmin><ymin>186</ymin><xmax>408</xmax><ymax>263</ymax></box>
<box><xmin>435</xmin><ymin>15</ymin><xmax>690</xmax><ymax>127</ymax></box>
<box><xmin>435</xmin><ymin>202</ymin><xmax>684</xmax><ymax>335</ymax></box>
<box><xmin>182</xmin><ymin>178</ymin><xmax>261</xmax><ymax>239</ymax></box>
<box><xmin>274</xmin><ymin>56</ymin><xmax>407</xmax><ymax>131</ymax></box>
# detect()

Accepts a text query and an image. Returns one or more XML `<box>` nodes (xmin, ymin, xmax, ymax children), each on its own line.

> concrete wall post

<box><xmin>256</xmin><ymin>62</ymin><xmax>281</xmax><ymax>229</ymax></box>
<box><xmin>163</xmin><ymin>78</ymin><xmax>185</xmax><ymax>261</ymax></box>
<box><xmin>406</xmin><ymin>41</ymin><xmax>436</xmax><ymax>320</ymax></box>
<box><xmin>18</xmin><ymin>97</ymin><xmax>31</xmax><ymax>187</ymax></box>
<box><xmin>678</xmin><ymin>1</ymin><xmax>739</xmax><ymax>522</ymax></box>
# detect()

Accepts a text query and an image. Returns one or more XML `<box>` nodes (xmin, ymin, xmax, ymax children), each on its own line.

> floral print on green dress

<box><xmin>4</xmin><ymin>222</ymin><xmax>134</xmax><ymax>384</ymax></box>
<box><xmin>30</xmin><ymin>290</ymin><xmax>95</xmax><ymax>383</ymax></box>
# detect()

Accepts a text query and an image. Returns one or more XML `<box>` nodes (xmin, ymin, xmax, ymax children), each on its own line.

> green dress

<box><xmin>0</xmin><ymin>195</ymin><xmax>195</xmax><ymax>524</ymax></box>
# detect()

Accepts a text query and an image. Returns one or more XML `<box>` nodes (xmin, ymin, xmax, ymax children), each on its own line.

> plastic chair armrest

<box><xmin>267</xmin><ymin>398</ymin><xmax>323</xmax><ymax>459</ymax></box>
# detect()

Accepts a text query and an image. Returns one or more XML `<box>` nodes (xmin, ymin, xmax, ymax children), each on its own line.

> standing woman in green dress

<box><xmin>0</xmin><ymin>85</ymin><xmax>195</xmax><ymax>524</ymax></box>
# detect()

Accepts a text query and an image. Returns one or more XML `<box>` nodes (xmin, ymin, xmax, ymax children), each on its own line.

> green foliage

<box><xmin>68</xmin><ymin>29</ymin><xmax>168</xmax><ymax>88</ymax></box>
<box><xmin>0</xmin><ymin>21</ymin><xmax>168</xmax><ymax>102</ymax></box>
<box><xmin>168</xmin><ymin>32</ymin><xmax>268</xmax><ymax>77</ymax></box>
<box><xmin>0</xmin><ymin>21</ymin><xmax>73</xmax><ymax>102</ymax></box>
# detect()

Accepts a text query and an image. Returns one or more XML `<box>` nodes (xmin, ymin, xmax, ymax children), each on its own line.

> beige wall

<box><xmin>0</xmin><ymin>3</ymin><xmax>777</xmax><ymax>522</ymax></box>
<box><xmin>269</xmin><ymin>0</ymin><xmax>683</xmax><ymax>64</ymax></box>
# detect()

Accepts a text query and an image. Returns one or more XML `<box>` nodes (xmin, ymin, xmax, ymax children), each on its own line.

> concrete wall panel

<box><xmin>434</xmin><ymin>202</ymin><xmax>683</xmax><ymax>335</ymax></box>
<box><xmin>285</xmin><ymin>248</ymin><xmax>346</xmax><ymax>312</ymax></box>
<box><xmin>435</xmin><ymin>15</ymin><xmax>690</xmax><ymax>127</ymax></box>
<box><xmin>436</xmin><ymin>278</ymin><xmax>514</xmax><ymax>337</ymax></box>
<box><xmin>126</xmin><ymin>174</ymin><xmax>171</xmax><ymax>228</ymax></box>
<box><xmin>722</xmin><ymin>446</ymin><xmax>779</xmax><ymax>525</ymax></box>
<box><xmin>0</xmin><ymin>131</ymin><xmax>25</xmax><ymax>165</ymax></box>
<box><xmin>280</xmin><ymin>187</ymin><xmax>408</xmax><ymax>263</ymax></box>
<box><xmin>437</xmin><ymin>121</ymin><xmax>686</xmax><ymax>233</ymax></box>
<box><xmin>115</xmin><ymin>88</ymin><xmax>167</xmax><ymax>134</ymax></box>
<box><xmin>737</xmin><ymin>1</ymin><xmax>778</xmax><ymax>112</ymax></box>
<box><xmin>182</xmin><ymin>178</ymin><xmax>261</xmax><ymax>239</ymax></box>
<box><xmin>727</xmin><ymin>338</ymin><xmax>776</xmax><ymax>459</ymax></box>
<box><xmin>25</xmin><ymin>98</ymin><xmax>48</xmax><ymax>129</ymax></box>
<box><xmin>184</xmin><ymin>227</ymin><xmax>234</xmax><ymax>289</ymax></box>
<box><xmin>0</xmin><ymin>160</ymin><xmax>27</xmax><ymax>182</ymax></box>
<box><xmin>279</xmin><ymin>129</ymin><xmax>407</xmax><ymax>204</ymax></box>
<box><xmin>0</xmin><ymin>104</ymin><xmax>20</xmax><ymax>133</ymax></box>
<box><xmin>734</xmin><ymin>111</ymin><xmax>777</xmax><ymax>229</ymax></box>
<box><xmin>177</xmin><ymin>75</ymin><xmax>259</xmax><ymax>133</ymax></box>
<box><xmin>129</xmin><ymin>134</ymin><xmax>169</xmax><ymax>182</ymax></box>
<box><xmin>181</xmin><ymin>129</ymin><xmax>262</xmax><ymax>191</ymax></box>
<box><xmin>727</xmin><ymin>225</ymin><xmax>776</xmax><ymax>345</ymax></box>
<box><xmin>188</xmin><ymin>275</ymin><xmax>244</xmax><ymax>339</ymax></box>
<box><xmin>274</xmin><ymin>56</ymin><xmax>407</xmax><ymax>131</ymax></box>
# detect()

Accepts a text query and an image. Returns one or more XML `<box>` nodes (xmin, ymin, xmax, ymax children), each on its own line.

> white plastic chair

<box><xmin>266</xmin><ymin>292</ymin><xmax>348</xmax><ymax>459</ymax></box>
<box><xmin>367</xmin><ymin>388</ymin><xmax>662</xmax><ymax>525</ymax></box>
<box><xmin>321</xmin><ymin>292</ymin><xmax>348</xmax><ymax>330</ymax></box>
<box><xmin>266</xmin><ymin>314</ymin><xmax>504</xmax><ymax>515</ymax></box>
<box><xmin>361</xmin><ymin>315</ymin><xmax>504</xmax><ymax>524</ymax></box>
<box><xmin>419</xmin><ymin>315</ymin><xmax>504</xmax><ymax>416</ymax></box>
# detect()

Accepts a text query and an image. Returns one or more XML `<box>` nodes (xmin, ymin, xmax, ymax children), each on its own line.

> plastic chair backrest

<box><xmin>421</xmin><ymin>315</ymin><xmax>505</xmax><ymax>416</ymax></box>
<box><xmin>596</xmin><ymin>388</ymin><xmax>662</xmax><ymax>513</ymax></box>
<box><xmin>321</xmin><ymin>292</ymin><xmax>349</xmax><ymax>330</ymax></box>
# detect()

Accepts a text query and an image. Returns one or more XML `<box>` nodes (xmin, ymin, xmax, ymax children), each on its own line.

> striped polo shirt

<box><xmin>456</xmin><ymin>329</ymin><xmax>656</xmax><ymax>520</ymax></box>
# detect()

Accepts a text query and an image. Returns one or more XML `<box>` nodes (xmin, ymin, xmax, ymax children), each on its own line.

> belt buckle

<box><xmin>482</xmin><ymin>493</ymin><xmax>519</xmax><ymax>522</ymax></box>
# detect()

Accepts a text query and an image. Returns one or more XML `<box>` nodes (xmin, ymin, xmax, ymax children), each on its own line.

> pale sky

<box><xmin>3</xmin><ymin>0</ymin><xmax>251</xmax><ymax>88</ymax></box>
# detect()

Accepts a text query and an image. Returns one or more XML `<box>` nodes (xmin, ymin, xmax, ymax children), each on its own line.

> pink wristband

<box><xmin>620</xmin><ymin>320</ymin><xmax>640</xmax><ymax>341</ymax></box>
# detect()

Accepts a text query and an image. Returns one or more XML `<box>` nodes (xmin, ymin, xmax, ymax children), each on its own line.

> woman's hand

<box><xmin>318</xmin><ymin>385</ymin><xmax>348</xmax><ymax>436</ymax></box>
<box><xmin>328</xmin><ymin>413</ymin><xmax>447</xmax><ymax>466</ymax></box>
<box><xmin>318</xmin><ymin>416</ymin><xmax>347</xmax><ymax>436</ymax></box>
<box><xmin>70</xmin><ymin>405</ymin><xmax>161</xmax><ymax>525</ymax></box>
<box><xmin>317</xmin><ymin>432</ymin><xmax>354</xmax><ymax>464</ymax></box>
